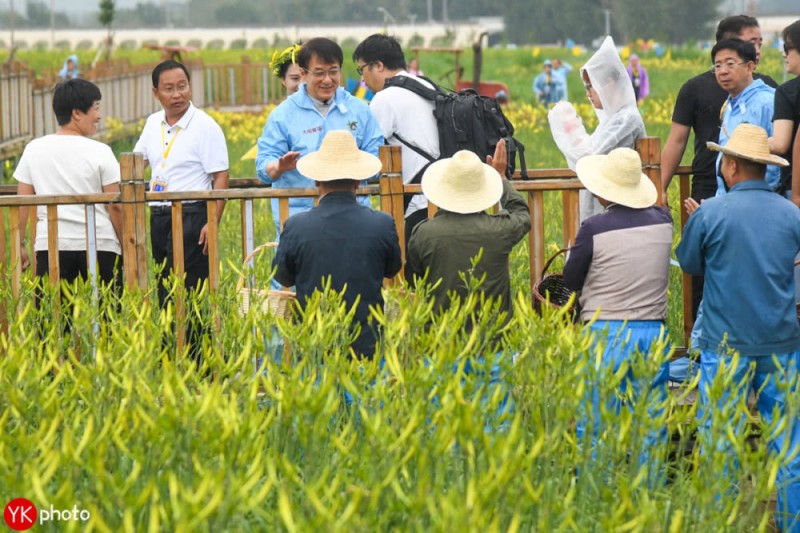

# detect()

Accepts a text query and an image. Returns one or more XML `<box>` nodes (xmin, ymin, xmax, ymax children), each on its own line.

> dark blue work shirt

<box><xmin>272</xmin><ymin>191</ymin><xmax>402</xmax><ymax>359</ymax></box>
<box><xmin>676</xmin><ymin>179</ymin><xmax>800</xmax><ymax>356</ymax></box>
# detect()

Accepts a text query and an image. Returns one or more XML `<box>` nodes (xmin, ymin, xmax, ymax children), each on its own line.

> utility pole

<box><xmin>426</xmin><ymin>0</ymin><xmax>433</xmax><ymax>23</ymax></box>
<box><xmin>442</xmin><ymin>0</ymin><xmax>448</xmax><ymax>23</ymax></box>
<box><xmin>10</xmin><ymin>0</ymin><xmax>15</xmax><ymax>51</ymax></box>
<box><xmin>50</xmin><ymin>0</ymin><xmax>55</xmax><ymax>48</ymax></box>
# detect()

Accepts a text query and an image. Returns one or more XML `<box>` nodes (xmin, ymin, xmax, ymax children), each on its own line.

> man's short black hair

<box><xmin>783</xmin><ymin>20</ymin><xmax>800</xmax><ymax>50</ymax></box>
<box><xmin>52</xmin><ymin>78</ymin><xmax>102</xmax><ymax>126</ymax></box>
<box><xmin>352</xmin><ymin>34</ymin><xmax>407</xmax><ymax>70</ymax></box>
<box><xmin>716</xmin><ymin>15</ymin><xmax>759</xmax><ymax>41</ymax></box>
<box><xmin>151</xmin><ymin>60</ymin><xmax>191</xmax><ymax>89</ymax></box>
<box><xmin>297</xmin><ymin>38</ymin><xmax>343</xmax><ymax>70</ymax></box>
<box><xmin>711</xmin><ymin>39</ymin><xmax>757</xmax><ymax>64</ymax></box>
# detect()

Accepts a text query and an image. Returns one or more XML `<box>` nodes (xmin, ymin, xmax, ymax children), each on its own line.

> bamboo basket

<box><xmin>236</xmin><ymin>242</ymin><xmax>296</xmax><ymax>319</ymax></box>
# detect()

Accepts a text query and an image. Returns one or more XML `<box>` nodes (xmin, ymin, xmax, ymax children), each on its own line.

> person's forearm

<box><xmin>661</xmin><ymin>137</ymin><xmax>686</xmax><ymax>192</ymax></box>
<box><xmin>213</xmin><ymin>172</ymin><xmax>229</xmax><ymax>222</ymax></box>
<box><xmin>108</xmin><ymin>204</ymin><xmax>123</xmax><ymax>245</ymax></box>
<box><xmin>266</xmin><ymin>161</ymin><xmax>282</xmax><ymax>181</ymax></box>
<box><xmin>18</xmin><ymin>206</ymin><xmax>29</xmax><ymax>244</ymax></box>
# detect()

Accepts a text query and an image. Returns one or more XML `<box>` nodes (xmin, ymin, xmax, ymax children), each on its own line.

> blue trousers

<box><xmin>577</xmin><ymin>321</ymin><xmax>670</xmax><ymax>481</ymax></box>
<box><xmin>698</xmin><ymin>349</ymin><xmax>800</xmax><ymax>533</ymax></box>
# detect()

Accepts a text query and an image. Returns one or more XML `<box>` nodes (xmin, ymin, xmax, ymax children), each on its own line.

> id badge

<box><xmin>152</xmin><ymin>178</ymin><xmax>167</xmax><ymax>192</ymax></box>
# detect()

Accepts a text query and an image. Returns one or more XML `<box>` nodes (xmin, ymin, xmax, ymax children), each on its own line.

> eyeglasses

<box><xmin>785</xmin><ymin>43</ymin><xmax>797</xmax><ymax>54</ymax></box>
<box><xmin>712</xmin><ymin>61</ymin><xmax>748</xmax><ymax>72</ymax></box>
<box><xmin>304</xmin><ymin>67</ymin><xmax>341</xmax><ymax>80</ymax></box>
<box><xmin>583</xmin><ymin>84</ymin><xmax>593</xmax><ymax>92</ymax></box>
<box><xmin>356</xmin><ymin>62</ymin><xmax>376</xmax><ymax>76</ymax></box>
<box><xmin>160</xmin><ymin>82</ymin><xmax>190</xmax><ymax>95</ymax></box>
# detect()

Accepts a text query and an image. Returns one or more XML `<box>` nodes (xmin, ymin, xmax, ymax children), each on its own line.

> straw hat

<box><xmin>575</xmin><ymin>147</ymin><xmax>656</xmax><ymax>208</ymax></box>
<box><xmin>421</xmin><ymin>150</ymin><xmax>503</xmax><ymax>214</ymax></box>
<box><xmin>296</xmin><ymin>130</ymin><xmax>382</xmax><ymax>181</ymax></box>
<box><xmin>707</xmin><ymin>123</ymin><xmax>789</xmax><ymax>167</ymax></box>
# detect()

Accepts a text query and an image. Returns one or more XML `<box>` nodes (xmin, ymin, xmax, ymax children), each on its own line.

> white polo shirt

<box><xmin>370</xmin><ymin>72</ymin><xmax>439</xmax><ymax>217</ymax></box>
<box><xmin>134</xmin><ymin>102</ymin><xmax>228</xmax><ymax>205</ymax></box>
<box><xmin>14</xmin><ymin>135</ymin><xmax>121</xmax><ymax>254</ymax></box>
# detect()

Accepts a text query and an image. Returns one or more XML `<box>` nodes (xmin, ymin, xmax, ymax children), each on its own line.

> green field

<box><xmin>1</xmin><ymin>46</ymin><xmax>797</xmax><ymax>531</ymax></box>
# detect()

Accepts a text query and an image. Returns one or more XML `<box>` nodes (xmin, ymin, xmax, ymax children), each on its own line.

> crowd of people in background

<box><xmin>11</xmin><ymin>15</ymin><xmax>800</xmax><ymax>532</ymax></box>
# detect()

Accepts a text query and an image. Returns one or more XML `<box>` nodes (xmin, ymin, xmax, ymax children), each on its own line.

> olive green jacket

<box><xmin>406</xmin><ymin>180</ymin><xmax>531</xmax><ymax>322</ymax></box>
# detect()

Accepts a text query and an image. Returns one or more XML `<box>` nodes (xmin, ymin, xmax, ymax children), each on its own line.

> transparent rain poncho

<box><xmin>548</xmin><ymin>36</ymin><xmax>646</xmax><ymax>222</ymax></box>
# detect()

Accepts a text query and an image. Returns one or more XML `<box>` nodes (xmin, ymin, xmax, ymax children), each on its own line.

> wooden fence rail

<box><xmin>0</xmin><ymin>141</ymin><xmax>694</xmax><ymax>349</ymax></box>
<box><xmin>0</xmin><ymin>59</ymin><xmax>272</xmax><ymax>157</ymax></box>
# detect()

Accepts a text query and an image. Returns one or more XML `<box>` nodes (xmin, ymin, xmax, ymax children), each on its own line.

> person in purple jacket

<box><xmin>626</xmin><ymin>54</ymin><xmax>649</xmax><ymax>106</ymax></box>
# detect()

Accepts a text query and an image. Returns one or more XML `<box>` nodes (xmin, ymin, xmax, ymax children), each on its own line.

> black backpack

<box><xmin>383</xmin><ymin>75</ymin><xmax>527</xmax><ymax>200</ymax></box>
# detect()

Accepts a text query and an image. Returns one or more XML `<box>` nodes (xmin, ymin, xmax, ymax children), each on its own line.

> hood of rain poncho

<box><xmin>579</xmin><ymin>36</ymin><xmax>637</xmax><ymax>121</ymax></box>
<box><xmin>59</xmin><ymin>55</ymin><xmax>79</xmax><ymax>78</ymax></box>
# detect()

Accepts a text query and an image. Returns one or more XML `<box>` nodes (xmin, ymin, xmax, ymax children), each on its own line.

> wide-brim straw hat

<box><xmin>707</xmin><ymin>123</ymin><xmax>789</xmax><ymax>167</ymax></box>
<box><xmin>421</xmin><ymin>150</ymin><xmax>503</xmax><ymax>214</ymax></box>
<box><xmin>296</xmin><ymin>130</ymin><xmax>382</xmax><ymax>181</ymax></box>
<box><xmin>575</xmin><ymin>147</ymin><xmax>656</xmax><ymax>209</ymax></box>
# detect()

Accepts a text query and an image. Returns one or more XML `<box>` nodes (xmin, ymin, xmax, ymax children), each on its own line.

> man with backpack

<box><xmin>353</xmin><ymin>34</ymin><xmax>439</xmax><ymax>244</ymax></box>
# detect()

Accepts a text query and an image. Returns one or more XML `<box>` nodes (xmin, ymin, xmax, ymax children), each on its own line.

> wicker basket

<box><xmin>532</xmin><ymin>248</ymin><xmax>577</xmax><ymax>320</ymax></box>
<box><xmin>236</xmin><ymin>242</ymin><xmax>296</xmax><ymax>319</ymax></box>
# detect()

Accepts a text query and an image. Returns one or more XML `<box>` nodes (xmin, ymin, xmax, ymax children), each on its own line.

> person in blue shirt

<box><xmin>256</xmin><ymin>37</ymin><xmax>384</xmax><ymax>242</ymax></box>
<box><xmin>705</xmin><ymin>39</ymin><xmax>778</xmax><ymax>197</ymax></box>
<box><xmin>676</xmin><ymin>124</ymin><xmax>800</xmax><ymax>532</ymax></box>
<box><xmin>532</xmin><ymin>60</ymin><xmax>565</xmax><ymax>106</ymax></box>
<box><xmin>551</xmin><ymin>58</ymin><xmax>573</xmax><ymax>96</ymax></box>
<box><xmin>59</xmin><ymin>55</ymin><xmax>79</xmax><ymax>80</ymax></box>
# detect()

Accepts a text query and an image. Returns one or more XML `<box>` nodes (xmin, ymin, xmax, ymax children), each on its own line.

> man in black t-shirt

<box><xmin>662</xmin><ymin>15</ymin><xmax>777</xmax><ymax>204</ymax></box>
<box><xmin>660</xmin><ymin>15</ymin><xmax>777</xmax><ymax>321</ymax></box>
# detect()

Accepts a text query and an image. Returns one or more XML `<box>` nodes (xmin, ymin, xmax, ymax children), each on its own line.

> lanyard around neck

<box><xmin>160</xmin><ymin>122</ymin><xmax>181</xmax><ymax>165</ymax></box>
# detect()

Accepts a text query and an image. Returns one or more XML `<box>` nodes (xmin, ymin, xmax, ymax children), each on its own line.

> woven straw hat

<box><xmin>707</xmin><ymin>123</ymin><xmax>789</xmax><ymax>167</ymax></box>
<box><xmin>421</xmin><ymin>150</ymin><xmax>503</xmax><ymax>214</ymax></box>
<box><xmin>575</xmin><ymin>147</ymin><xmax>656</xmax><ymax>208</ymax></box>
<box><xmin>296</xmin><ymin>130</ymin><xmax>382</xmax><ymax>181</ymax></box>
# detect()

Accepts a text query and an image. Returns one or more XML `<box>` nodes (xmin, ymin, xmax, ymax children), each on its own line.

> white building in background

<box><xmin>717</xmin><ymin>0</ymin><xmax>797</xmax><ymax>39</ymax></box>
<box><xmin>3</xmin><ymin>21</ymin><xmax>504</xmax><ymax>51</ymax></box>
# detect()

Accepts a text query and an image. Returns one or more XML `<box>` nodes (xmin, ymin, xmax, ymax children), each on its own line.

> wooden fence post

<box><xmin>131</xmin><ymin>153</ymin><xmax>149</xmax><ymax>291</ymax></box>
<box><xmin>171</xmin><ymin>203</ymin><xmax>186</xmax><ymax>354</ymax></box>
<box><xmin>637</xmin><ymin>137</ymin><xmax>663</xmax><ymax>206</ymax></box>
<box><xmin>528</xmin><ymin>191</ymin><xmax>545</xmax><ymax>293</ymax></box>
<box><xmin>119</xmin><ymin>153</ymin><xmax>139</xmax><ymax>290</ymax></box>
<box><xmin>379</xmin><ymin>145</ymin><xmax>405</xmax><ymax>280</ymax></box>
<box><xmin>241</xmin><ymin>57</ymin><xmax>252</xmax><ymax>106</ymax></box>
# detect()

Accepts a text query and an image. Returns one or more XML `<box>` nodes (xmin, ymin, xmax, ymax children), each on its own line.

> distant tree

<box><xmin>503</xmin><ymin>0</ymin><xmax>723</xmax><ymax>46</ymax></box>
<box><xmin>25</xmin><ymin>2</ymin><xmax>70</xmax><ymax>28</ymax></box>
<box><xmin>214</xmin><ymin>0</ymin><xmax>263</xmax><ymax>25</ymax></box>
<box><xmin>97</xmin><ymin>0</ymin><xmax>115</xmax><ymax>61</ymax></box>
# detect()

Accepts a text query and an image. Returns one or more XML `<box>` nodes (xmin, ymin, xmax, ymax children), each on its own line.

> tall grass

<box><xmin>0</xmin><ymin>270</ymin><xmax>792</xmax><ymax>531</ymax></box>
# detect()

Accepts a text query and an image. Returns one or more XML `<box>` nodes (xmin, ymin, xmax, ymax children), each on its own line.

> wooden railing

<box><xmin>203</xmin><ymin>58</ymin><xmax>280</xmax><ymax>109</ymax></box>
<box><xmin>0</xmin><ymin>141</ymin><xmax>694</xmax><ymax>350</ymax></box>
<box><xmin>0</xmin><ymin>59</ymin><xmax>273</xmax><ymax>155</ymax></box>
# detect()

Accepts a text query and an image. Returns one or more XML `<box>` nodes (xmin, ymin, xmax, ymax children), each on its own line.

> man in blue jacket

<box><xmin>676</xmin><ymin>124</ymin><xmax>800</xmax><ymax>532</ymax></box>
<box><xmin>256</xmin><ymin>38</ymin><xmax>384</xmax><ymax>241</ymax></box>
<box><xmin>708</xmin><ymin>39</ymin><xmax>779</xmax><ymax>197</ymax></box>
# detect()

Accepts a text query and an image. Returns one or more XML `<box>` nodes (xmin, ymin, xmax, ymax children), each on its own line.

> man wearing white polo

<box><xmin>134</xmin><ymin>59</ymin><xmax>229</xmax><ymax>360</ymax></box>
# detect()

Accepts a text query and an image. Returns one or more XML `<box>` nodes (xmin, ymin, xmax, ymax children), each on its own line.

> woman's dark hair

<box><xmin>151</xmin><ymin>60</ymin><xmax>191</xmax><ymax>89</ymax></box>
<box><xmin>783</xmin><ymin>20</ymin><xmax>800</xmax><ymax>49</ymax></box>
<box><xmin>297</xmin><ymin>38</ymin><xmax>343</xmax><ymax>69</ymax></box>
<box><xmin>52</xmin><ymin>78</ymin><xmax>102</xmax><ymax>126</ymax></box>
<box><xmin>711</xmin><ymin>38</ymin><xmax>757</xmax><ymax>64</ymax></box>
